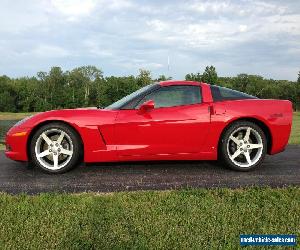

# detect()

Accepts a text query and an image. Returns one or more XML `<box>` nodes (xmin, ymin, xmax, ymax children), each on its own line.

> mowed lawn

<box><xmin>0</xmin><ymin>188</ymin><xmax>299</xmax><ymax>249</ymax></box>
<box><xmin>290</xmin><ymin>112</ymin><xmax>300</xmax><ymax>144</ymax></box>
<box><xmin>0</xmin><ymin>112</ymin><xmax>36</xmax><ymax>121</ymax></box>
<box><xmin>0</xmin><ymin>112</ymin><xmax>36</xmax><ymax>150</ymax></box>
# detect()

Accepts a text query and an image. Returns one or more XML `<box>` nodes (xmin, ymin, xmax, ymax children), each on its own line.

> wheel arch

<box><xmin>26</xmin><ymin>119</ymin><xmax>84</xmax><ymax>161</ymax></box>
<box><xmin>217</xmin><ymin>117</ymin><xmax>272</xmax><ymax>156</ymax></box>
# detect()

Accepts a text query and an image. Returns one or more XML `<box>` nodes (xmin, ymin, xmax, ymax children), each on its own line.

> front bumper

<box><xmin>5</xmin><ymin>126</ymin><xmax>31</xmax><ymax>162</ymax></box>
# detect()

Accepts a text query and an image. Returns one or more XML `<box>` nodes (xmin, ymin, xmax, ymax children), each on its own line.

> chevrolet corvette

<box><xmin>5</xmin><ymin>81</ymin><xmax>293</xmax><ymax>173</ymax></box>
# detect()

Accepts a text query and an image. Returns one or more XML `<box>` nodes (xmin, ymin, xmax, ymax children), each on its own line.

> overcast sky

<box><xmin>1</xmin><ymin>0</ymin><xmax>299</xmax><ymax>80</ymax></box>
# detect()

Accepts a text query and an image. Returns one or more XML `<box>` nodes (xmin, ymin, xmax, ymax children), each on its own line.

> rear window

<box><xmin>210</xmin><ymin>85</ymin><xmax>257</xmax><ymax>102</ymax></box>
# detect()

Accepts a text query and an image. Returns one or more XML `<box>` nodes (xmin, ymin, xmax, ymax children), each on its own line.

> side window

<box><xmin>211</xmin><ymin>85</ymin><xmax>257</xmax><ymax>101</ymax></box>
<box><xmin>136</xmin><ymin>85</ymin><xmax>201</xmax><ymax>109</ymax></box>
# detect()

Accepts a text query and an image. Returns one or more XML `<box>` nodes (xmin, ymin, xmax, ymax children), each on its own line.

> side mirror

<box><xmin>139</xmin><ymin>100</ymin><xmax>155</xmax><ymax>112</ymax></box>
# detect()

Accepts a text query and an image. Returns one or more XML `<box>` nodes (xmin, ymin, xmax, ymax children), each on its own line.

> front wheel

<box><xmin>220</xmin><ymin>121</ymin><xmax>267</xmax><ymax>171</ymax></box>
<box><xmin>30</xmin><ymin>122</ymin><xmax>82</xmax><ymax>174</ymax></box>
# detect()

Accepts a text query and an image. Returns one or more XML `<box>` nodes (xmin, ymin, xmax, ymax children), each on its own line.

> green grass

<box><xmin>0</xmin><ymin>188</ymin><xmax>299</xmax><ymax>249</ymax></box>
<box><xmin>0</xmin><ymin>112</ymin><xmax>36</xmax><ymax>120</ymax></box>
<box><xmin>0</xmin><ymin>144</ymin><xmax>4</xmax><ymax>150</ymax></box>
<box><xmin>289</xmin><ymin>112</ymin><xmax>300</xmax><ymax>144</ymax></box>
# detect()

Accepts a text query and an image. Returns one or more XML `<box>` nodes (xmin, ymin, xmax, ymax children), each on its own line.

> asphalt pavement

<box><xmin>0</xmin><ymin>145</ymin><xmax>299</xmax><ymax>194</ymax></box>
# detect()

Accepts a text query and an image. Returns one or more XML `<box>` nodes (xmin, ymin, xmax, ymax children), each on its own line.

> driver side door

<box><xmin>114</xmin><ymin>85</ymin><xmax>211</xmax><ymax>159</ymax></box>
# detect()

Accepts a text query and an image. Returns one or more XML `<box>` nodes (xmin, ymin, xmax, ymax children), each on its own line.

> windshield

<box><xmin>105</xmin><ymin>84</ymin><xmax>156</xmax><ymax>110</ymax></box>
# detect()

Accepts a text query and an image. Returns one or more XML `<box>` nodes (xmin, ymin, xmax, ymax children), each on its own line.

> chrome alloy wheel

<box><xmin>34</xmin><ymin>128</ymin><xmax>73</xmax><ymax>170</ymax></box>
<box><xmin>226</xmin><ymin>126</ymin><xmax>263</xmax><ymax>168</ymax></box>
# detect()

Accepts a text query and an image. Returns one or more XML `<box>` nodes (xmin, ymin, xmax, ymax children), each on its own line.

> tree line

<box><xmin>0</xmin><ymin>65</ymin><xmax>299</xmax><ymax>112</ymax></box>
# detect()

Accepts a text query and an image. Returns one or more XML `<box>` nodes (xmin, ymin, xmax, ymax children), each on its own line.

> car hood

<box><xmin>16</xmin><ymin>108</ymin><xmax>118</xmax><ymax>129</ymax></box>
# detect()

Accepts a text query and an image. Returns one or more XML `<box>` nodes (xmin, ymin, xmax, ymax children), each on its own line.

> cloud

<box><xmin>50</xmin><ymin>0</ymin><xmax>97</xmax><ymax>21</ymax></box>
<box><xmin>0</xmin><ymin>0</ymin><xmax>300</xmax><ymax>80</ymax></box>
<box><xmin>146</xmin><ymin>20</ymin><xmax>168</xmax><ymax>32</ymax></box>
<box><xmin>188</xmin><ymin>0</ymin><xmax>288</xmax><ymax>17</ymax></box>
<box><xmin>32</xmin><ymin>45</ymin><xmax>71</xmax><ymax>58</ymax></box>
<box><xmin>49</xmin><ymin>0</ymin><xmax>134</xmax><ymax>21</ymax></box>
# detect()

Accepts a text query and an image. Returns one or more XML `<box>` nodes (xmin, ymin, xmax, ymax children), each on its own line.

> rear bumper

<box><xmin>5</xmin><ymin>126</ymin><xmax>31</xmax><ymax>162</ymax></box>
<box><xmin>268</xmin><ymin>106</ymin><xmax>293</xmax><ymax>155</ymax></box>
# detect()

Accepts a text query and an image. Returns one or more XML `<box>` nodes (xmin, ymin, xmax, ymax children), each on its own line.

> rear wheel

<box><xmin>220</xmin><ymin>121</ymin><xmax>267</xmax><ymax>171</ymax></box>
<box><xmin>30</xmin><ymin>123</ymin><xmax>82</xmax><ymax>174</ymax></box>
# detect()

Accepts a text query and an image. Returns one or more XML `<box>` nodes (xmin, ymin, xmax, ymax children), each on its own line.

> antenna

<box><xmin>167</xmin><ymin>55</ymin><xmax>170</xmax><ymax>72</ymax></box>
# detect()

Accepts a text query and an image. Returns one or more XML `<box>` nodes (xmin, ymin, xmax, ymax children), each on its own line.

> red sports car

<box><xmin>5</xmin><ymin>81</ymin><xmax>293</xmax><ymax>174</ymax></box>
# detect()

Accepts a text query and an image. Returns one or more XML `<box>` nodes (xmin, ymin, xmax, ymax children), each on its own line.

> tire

<box><xmin>219</xmin><ymin>121</ymin><xmax>267</xmax><ymax>171</ymax></box>
<box><xmin>30</xmin><ymin>122</ymin><xmax>82</xmax><ymax>174</ymax></box>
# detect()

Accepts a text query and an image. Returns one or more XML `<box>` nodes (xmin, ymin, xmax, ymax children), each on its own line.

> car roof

<box><xmin>158</xmin><ymin>80</ymin><xmax>204</xmax><ymax>86</ymax></box>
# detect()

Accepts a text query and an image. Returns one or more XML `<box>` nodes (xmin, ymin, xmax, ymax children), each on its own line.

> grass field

<box><xmin>290</xmin><ymin>112</ymin><xmax>300</xmax><ymax>144</ymax></box>
<box><xmin>0</xmin><ymin>112</ymin><xmax>36</xmax><ymax>120</ymax></box>
<box><xmin>0</xmin><ymin>188</ymin><xmax>299</xmax><ymax>249</ymax></box>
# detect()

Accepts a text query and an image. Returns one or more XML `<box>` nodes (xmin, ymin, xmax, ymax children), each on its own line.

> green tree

<box><xmin>185</xmin><ymin>66</ymin><xmax>218</xmax><ymax>84</ymax></box>
<box><xmin>296</xmin><ymin>71</ymin><xmax>300</xmax><ymax>110</ymax></box>
<box><xmin>66</xmin><ymin>66</ymin><xmax>103</xmax><ymax>107</ymax></box>
<box><xmin>233</xmin><ymin>74</ymin><xmax>251</xmax><ymax>93</ymax></box>
<box><xmin>0</xmin><ymin>76</ymin><xmax>16</xmax><ymax>112</ymax></box>
<box><xmin>14</xmin><ymin>77</ymin><xmax>41</xmax><ymax>112</ymax></box>
<box><xmin>202</xmin><ymin>65</ymin><xmax>218</xmax><ymax>85</ymax></box>
<box><xmin>185</xmin><ymin>73</ymin><xmax>202</xmax><ymax>82</ymax></box>
<box><xmin>137</xmin><ymin>69</ymin><xmax>152</xmax><ymax>87</ymax></box>
<box><xmin>0</xmin><ymin>66</ymin><xmax>299</xmax><ymax>112</ymax></box>
<box><xmin>69</xmin><ymin>66</ymin><xmax>103</xmax><ymax>106</ymax></box>
<box><xmin>37</xmin><ymin>67</ymin><xmax>67</xmax><ymax>110</ymax></box>
<box><xmin>155</xmin><ymin>75</ymin><xmax>172</xmax><ymax>82</ymax></box>
<box><xmin>103</xmin><ymin>76</ymin><xmax>139</xmax><ymax>106</ymax></box>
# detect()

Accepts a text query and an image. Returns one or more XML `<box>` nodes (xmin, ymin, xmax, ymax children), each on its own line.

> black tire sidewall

<box><xmin>30</xmin><ymin>122</ymin><xmax>82</xmax><ymax>174</ymax></box>
<box><xmin>220</xmin><ymin>121</ymin><xmax>267</xmax><ymax>171</ymax></box>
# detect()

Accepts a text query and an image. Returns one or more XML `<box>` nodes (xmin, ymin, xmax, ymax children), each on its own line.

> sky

<box><xmin>0</xmin><ymin>0</ymin><xmax>299</xmax><ymax>80</ymax></box>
